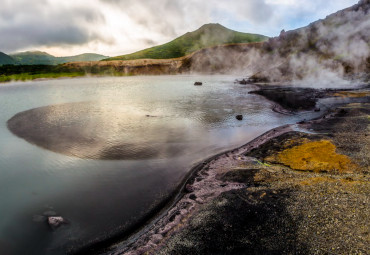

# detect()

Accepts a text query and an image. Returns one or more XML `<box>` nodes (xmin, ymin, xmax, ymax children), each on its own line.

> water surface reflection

<box><xmin>0</xmin><ymin>76</ymin><xmax>315</xmax><ymax>254</ymax></box>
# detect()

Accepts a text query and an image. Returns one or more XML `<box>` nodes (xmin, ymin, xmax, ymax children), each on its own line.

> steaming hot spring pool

<box><xmin>0</xmin><ymin>75</ymin><xmax>321</xmax><ymax>254</ymax></box>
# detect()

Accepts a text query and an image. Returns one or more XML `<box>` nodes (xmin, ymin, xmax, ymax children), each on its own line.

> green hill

<box><xmin>9</xmin><ymin>51</ymin><xmax>108</xmax><ymax>65</ymax></box>
<box><xmin>58</xmin><ymin>53</ymin><xmax>110</xmax><ymax>63</ymax></box>
<box><xmin>0</xmin><ymin>52</ymin><xmax>16</xmax><ymax>65</ymax></box>
<box><xmin>105</xmin><ymin>23</ymin><xmax>268</xmax><ymax>61</ymax></box>
<box><xmin>10</xmin><ymin>51</ymin><xmax>55</xmax><ymax>65</ymax></box>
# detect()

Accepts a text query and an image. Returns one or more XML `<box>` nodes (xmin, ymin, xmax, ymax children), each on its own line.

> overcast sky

<box><xmin>0</xmin><ymin>0</ymin><xmax>359</xmax><ymax>57</ymax></box>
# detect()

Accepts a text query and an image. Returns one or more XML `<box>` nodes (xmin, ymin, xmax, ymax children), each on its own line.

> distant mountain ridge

<box><xmin>0</xmin><ymin>52</ymin><xmax>16</xmax><ymax>65</ymax></box>
<box><xmin>105</xmin><ymin>23</ymin><xmax>268</xmax><ymax>61</ymax></box>
<box><xmin>8</xmin><ymin>51</ymin><xmax>109</xmax><ymax>65</ymax></box>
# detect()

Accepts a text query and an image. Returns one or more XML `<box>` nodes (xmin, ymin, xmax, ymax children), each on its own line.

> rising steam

<box><xmin>187</xmin><ymin>0</ymin><xmax>370</xmax><ymax>88</ymax></box>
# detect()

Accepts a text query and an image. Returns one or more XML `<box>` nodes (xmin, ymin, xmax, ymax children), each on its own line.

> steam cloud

<box><xmin>188</xmin><ymin>0</ymin><xmax>369</xmax><ymax>88</ymax></box>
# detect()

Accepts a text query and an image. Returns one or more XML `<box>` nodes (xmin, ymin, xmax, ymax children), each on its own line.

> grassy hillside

<box><xmin>105</xmin><ymin>23</ymin><xmax>268</xmax><ymax>61</ymax></box>
<box><xmin>0</xmin><ymin>64</ymin><xmax>85</xmax><ymax>82</ymax></box>
<box><xmin>0</xmin><ymin>52</ymin><xmax>16</xmax><ymax>65</ymax></box>
<box><xmin>58</xmin><ymin>53</ymin><xmax>110</xmax><ymax>63</ymax></box>
<box><xmin>9</xmin><ymin>51</ymin><xmax>108</xmax><ymax>65</ymax></box>
<box><xmin>10</xmin><ymin>51</ymin><xmax>56</xmax><ymax>65</ymax></box>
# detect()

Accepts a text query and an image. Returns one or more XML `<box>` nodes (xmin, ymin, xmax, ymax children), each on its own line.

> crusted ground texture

<box><xmin>154</xmin><ymin>103</ymin><xmax>369</xmax><ymax>255</ymax></box>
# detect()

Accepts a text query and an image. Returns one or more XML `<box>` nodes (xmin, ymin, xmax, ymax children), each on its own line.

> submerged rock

<box><xmin>249</xmin><ymin>87</ymin><xmax>322</xmax><ymax>111</ymax></box>
<box><xmin>239</xmin><ymin>79</ymin><xmax>247</xmax><ymax>85</ymax></box>
<box><xmin>185</xmin><ymin>184</ymin><xmax>194</xmax><ymax>193</ymax></box>
<box><xmin>189</xmin><ymin>194</ymin><xmax>197</xmax><ymax>200</ymax></box>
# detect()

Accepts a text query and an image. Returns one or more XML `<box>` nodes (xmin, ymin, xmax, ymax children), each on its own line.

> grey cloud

<box><xmin>224</xmin><ymin>0</ymin><xmax>273</xmax><ymax>24</ymax></box>
<box><xmin>142</xmin><ymin>38</ymin><xmax>157</xmax><ymax>46</ymax></box>
<box><xmin>99</xmin><ymin>0</ymin><xmax>275</xmax><ymax>45</ymax></box>
<box><xmin>100</xmin><ymin>0</ymin><xmax>192</xmax><ymax>38</ymax></box>
<box><xmin>0</xmin><ymin>0</ymin><xmax>107</xmax><ymax>53</ymax></box>
<box><xmin>100</xmin><ymin>0</ymin><xmax>335</xmax><ymax>40</ymax></box>
<box><xmin>0</xmin><ymin>0</ymin><xmax>360</xmax><ymax>54</ymax></box>
<box><xmin>1</xmin><ymin>25</ymin><xmax>99</xmax><ymax>51</ymax></box>
<box><xmin>246</xmin><ymin>1</ymin><xmax>273</xmax><ymax>23</ymax></box>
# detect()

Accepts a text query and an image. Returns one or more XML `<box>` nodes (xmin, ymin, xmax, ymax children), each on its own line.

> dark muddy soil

<box><xmin>248</xmin><ymin>85</ymin><xmax>370</xmax><ymax>112</ymax></box>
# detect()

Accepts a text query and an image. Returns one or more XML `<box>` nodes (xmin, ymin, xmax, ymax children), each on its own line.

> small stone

<box><xmin>185</xmin><ymin>184</ymin><xmax>194</xmax><ymax>193</ymax></box>
<box><xmin>194</xmin><ymin>82</ymin><xmax>202</xmax><ymax>86</ymax></box>
<box><xmin>189</xmin><ymin>194</ymin><xmax>197</xmax><ymax>200</ymax></box>
<box><xmin>151</xmin><ymin>234</ymin><xmax>163</xmax><ymax>244</ymax></box>
<box><xmin>236</xmin><ymin>115</ymin><xmax>243</xmax><ymax>120</ymax></box>
<box><xmin>48</xmin><ymin>216</ymin><xmax>67</xmax><ymax>229</ymax></box>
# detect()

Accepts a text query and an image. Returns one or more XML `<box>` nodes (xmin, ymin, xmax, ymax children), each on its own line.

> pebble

<box><xmin>48</xmin><ymin>216</ymin><xmax>67</xmax><ymax>229</ymax></box>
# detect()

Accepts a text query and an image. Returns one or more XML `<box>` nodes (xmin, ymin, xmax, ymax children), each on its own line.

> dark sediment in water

<box><xmin>7</xmin><ymin>102</ymin><xmax>186</xmax><ymax>160</ymax></box>
<box><xmin>249</xmin><ymin>86</ymin><xmax>325</xmax><ymax>111</ymax></box>
<box><xmin>249</xmin><ymin>85</ymin><xmax>370</xmax><ymax>113</ymax></box>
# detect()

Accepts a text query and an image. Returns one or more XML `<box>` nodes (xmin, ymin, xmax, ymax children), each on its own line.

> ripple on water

<box><xmin>7</xmin><ymin>102</ymin><xmax>192</xmax><ymax>160</ymax></box>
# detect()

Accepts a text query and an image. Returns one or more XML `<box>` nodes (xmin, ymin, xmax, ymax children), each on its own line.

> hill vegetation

<box><xmin>0</xmin><ymin>52</ymin><xmax>16</xmax><ymax>65</ymax></box>
<box><xmin>105</xmin><ymin>23</ymin><xmax>268</xmax><ymax>61</ymax></box>
<box><xmin>0</xmin><ymin>64</ymin><xmax>84</xmax><ymax>82</ymax></box>
<box><xmin>9</xmin><ymin>51</ymin><xmax>108</xmax><ymax>65</ymax></box>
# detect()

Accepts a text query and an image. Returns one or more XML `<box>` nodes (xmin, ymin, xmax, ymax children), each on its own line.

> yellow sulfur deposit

<box><xmin>266</xmin><ymin>140</ymin><xmax>356</xmax><ymax>173</ymax></box>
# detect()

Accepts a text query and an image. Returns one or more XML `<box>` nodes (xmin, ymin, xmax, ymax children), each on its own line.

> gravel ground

<box><xmin>153</xmin><ymin>102</ymin><xmax>370</xmax><ymax>255</ymax></box>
